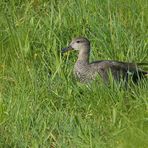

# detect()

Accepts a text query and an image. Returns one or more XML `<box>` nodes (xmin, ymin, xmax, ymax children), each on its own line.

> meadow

<box><xmin>0</xmin><ymin>0</ymin><xmax>148</xmax><ymax>147</ymax></box>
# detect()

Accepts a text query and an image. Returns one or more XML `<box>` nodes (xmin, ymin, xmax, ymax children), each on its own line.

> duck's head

<box><xmin>62</xmin><ymin>37</ymin><xmax>90</xmax><ymax>53</ymax></box>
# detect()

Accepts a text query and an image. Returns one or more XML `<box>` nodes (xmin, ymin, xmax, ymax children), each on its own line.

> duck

<box><xmin>62</xmin><ymin>37</ymin><xmax>148</xmax><ymax>83</ymax></box>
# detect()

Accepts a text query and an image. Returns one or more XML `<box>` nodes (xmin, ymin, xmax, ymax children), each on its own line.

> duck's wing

<box><xmin>109</xmin><ymin>61</ymin><xmax>148</xmax><ymax>83</ymax></box>
<box><xmin>91</xmin><ymin>60</ymin><xmax>148</xmax><ymax>83</ymax></box>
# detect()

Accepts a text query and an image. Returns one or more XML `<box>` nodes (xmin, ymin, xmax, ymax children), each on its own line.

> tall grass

<box><xmin>0</xmin><ymin>0</ymin><xmax>148</xmax><ymax>147</ymax></box>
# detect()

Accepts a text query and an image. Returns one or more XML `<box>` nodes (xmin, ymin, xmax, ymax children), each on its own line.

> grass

<box><xmin>0</xmin><ymin>0</ymin><xmax>148</xmax><ymax>147</ymax></box>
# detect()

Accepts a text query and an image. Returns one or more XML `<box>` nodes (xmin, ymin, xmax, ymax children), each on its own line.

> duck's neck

<box><xmin>77</xmin><ymin>48</ymin><xmax>90</xmax><ymax>64</ymax></box>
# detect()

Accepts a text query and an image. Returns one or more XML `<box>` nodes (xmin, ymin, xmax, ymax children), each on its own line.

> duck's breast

<box><xmin>74</xmin><ymin>61</ymin><xmax>97</xmax><ymax>82</ymax></box>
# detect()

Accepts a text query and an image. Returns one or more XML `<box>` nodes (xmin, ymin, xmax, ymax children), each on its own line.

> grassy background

<box><xmin>0</xmin><ymin>0</ymin><xmax>148</xmax><ymax>147</ymax></box>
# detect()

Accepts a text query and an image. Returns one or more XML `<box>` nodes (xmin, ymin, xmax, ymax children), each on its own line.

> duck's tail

<box><xmin>136</xmin><ymin>62</ymin><xmax>148</xmax><ymax>77</ymax></box>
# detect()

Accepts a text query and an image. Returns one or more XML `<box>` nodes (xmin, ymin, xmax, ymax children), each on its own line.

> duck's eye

<box><xmin>76</xmin><ymin>40</ymin><xmax>80</xmax><ymax>43</ymax></box>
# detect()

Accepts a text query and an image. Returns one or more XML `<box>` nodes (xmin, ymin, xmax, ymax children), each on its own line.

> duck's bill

<box><xmin>62</xmin><ymin>46</ymin><xmax>73</xmax><ymax>53</ymax></box>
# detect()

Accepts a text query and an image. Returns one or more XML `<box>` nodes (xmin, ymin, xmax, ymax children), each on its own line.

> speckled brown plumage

<box><xmin>62</xmin><ymin>37</ymin><xmax>148</xmax><ymax>83</ymax></box>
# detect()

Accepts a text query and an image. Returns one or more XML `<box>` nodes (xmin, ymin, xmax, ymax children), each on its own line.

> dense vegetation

<box><xmin>0</xmin><ymin>0</ymin><xmax>148</xmax><ymax>147</ymax></box>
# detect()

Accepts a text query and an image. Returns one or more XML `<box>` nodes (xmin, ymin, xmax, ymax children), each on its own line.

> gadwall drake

<box><xmin>62</xmin><ymin>37</ymin><xmax>148</xmax><ymax>83</ymax></box>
